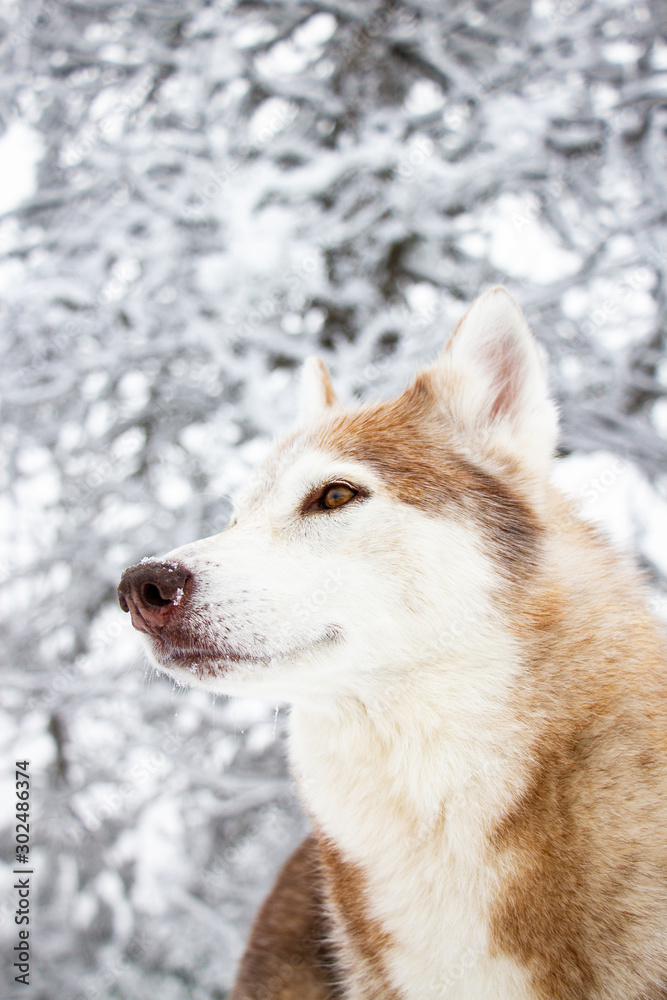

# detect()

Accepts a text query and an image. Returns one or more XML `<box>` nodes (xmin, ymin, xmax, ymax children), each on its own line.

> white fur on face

<box><xmin>143</xmin><ymin>446</ymin><xmax>510</xmax><ymax>712</ymax></box>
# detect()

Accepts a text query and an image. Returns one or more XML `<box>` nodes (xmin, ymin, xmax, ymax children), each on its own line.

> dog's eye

<box><xmin>321</xmin><ymin>483</ymin><xmax>357</xmax><ymax>509</ymax></box>
<box><xmin>301</xmin><ymin>481</ymin><xmax>367</xmax><ymax>515</ymax></box>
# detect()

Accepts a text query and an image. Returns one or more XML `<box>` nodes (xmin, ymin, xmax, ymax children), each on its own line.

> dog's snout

<box><xmin>117</xmin><ymin>562</ymin><xmax>192</xmax><ymax>636</ymax></box>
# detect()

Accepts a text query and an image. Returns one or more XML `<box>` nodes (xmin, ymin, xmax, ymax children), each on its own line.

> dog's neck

<box><xmin>288</xmin><ymin>642</ymin><xmax>533</xmax><ymax>861</ymax></box>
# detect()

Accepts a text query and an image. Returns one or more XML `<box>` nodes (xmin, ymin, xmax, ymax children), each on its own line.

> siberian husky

<box><xmin>118</xmin><ymin>287</ymin><xmax>667</xmax><ymax>1000</ymax></box>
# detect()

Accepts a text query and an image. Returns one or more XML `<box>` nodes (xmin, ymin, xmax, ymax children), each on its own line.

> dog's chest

<box><xmin>290</xmin><ymin>711</ymin><xmax>535</xmax><ymax>1000</ymax></box>
<box><xmin>321</xmin><ymin>808</ymin><xmax>533</xmax><ymax>1000</ymax></box>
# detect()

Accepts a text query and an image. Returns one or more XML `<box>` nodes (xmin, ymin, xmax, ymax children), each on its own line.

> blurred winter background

<box><xmin>1</xmin><ymin>0</ymin><xmax>667</xmax><ymax>996</ymax></box>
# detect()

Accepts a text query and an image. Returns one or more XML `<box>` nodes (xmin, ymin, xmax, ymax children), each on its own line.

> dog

<box><xmin>118</xmin><ymin>287</ymin><xmax>667</xmax><ymax>1000</ymax></box>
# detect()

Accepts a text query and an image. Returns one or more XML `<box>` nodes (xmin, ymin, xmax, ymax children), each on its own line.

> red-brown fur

<box><xmin>230</xmin><ymin>836</ymin><xmax>338</xmax><ymax>1000</ymax></box>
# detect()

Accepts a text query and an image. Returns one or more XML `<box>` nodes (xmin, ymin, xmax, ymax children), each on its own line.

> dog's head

<box><xmin>118</xmin><ymin>287</ymin><xmax>557</xmax><ymax>707</ymax></box>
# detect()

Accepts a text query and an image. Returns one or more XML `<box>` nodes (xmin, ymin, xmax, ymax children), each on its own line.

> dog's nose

<box><xmin>117</xmin><ymin>562</ymin><xmax>192</xmax><ymax>636</ymax></box>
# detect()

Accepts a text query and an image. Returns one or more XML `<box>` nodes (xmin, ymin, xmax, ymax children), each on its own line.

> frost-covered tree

<box><xmin>1</xmin><ymin>0</ymin><xmax>666</xmax><ymax>996</ymax></box>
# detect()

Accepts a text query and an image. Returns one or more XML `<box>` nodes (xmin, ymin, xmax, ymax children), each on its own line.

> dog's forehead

<box><xmin>233</xmin><ymin>415</ymin><xmax>374</xmax><ymax>512</ymax></box>
<box><xmin>239</xmin><ymin>386</ymin><xmax>451</xmax><ymax>507</ymax></box>
<box><xmin>234</xmin><ymin>391</ymin><xmax>426</xmax><ymax>511</ymax></box>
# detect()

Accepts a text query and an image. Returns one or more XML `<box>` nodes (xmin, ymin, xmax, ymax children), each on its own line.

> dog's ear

<box><xmin>299</xmin><ymin>356</ymin><xmax>337</xmax><ymax>421</ymax></box>
<box><xmin>432</xmin><ymin>287</ymin><xmax>558</xmax><ymax>473</ymax></box>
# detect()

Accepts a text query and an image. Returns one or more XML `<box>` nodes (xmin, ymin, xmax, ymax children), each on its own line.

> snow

<box><xmin>130</xmin><ymin>799</ymin><xmax>186</xmax><ymax>915</ymax></box>
<box><xmin>248</xmin><ymin>97</ymin><xmax>298</xmax><ymax>145</ymax></box>
<box><xmin>561</xmin><ymin>272</ymin><xmax>657</xmax><ymax>351</ymax></box>
<box><xmin>256</xmin><ymin>15</ymin><xmax>336</xmax><ymax>77</ymax></box>
<box><xmin>479</xmin><ymin>193</ymin><xmax>583</xmax><ymax>284</ymax></box>
<box><xmin>651</xmin><ymin>42</ymin><xmax>667</xmax><ymax>70</ymax></box>
<box><xmin>232</xmin><ymin>22</ymin><xmax>278</xmax><ymax>50</ymax></box>
<box><xmin>553</xmin><ymin>452</ymin><xmax>667</xmax><ymax>579</ymax></box>
<box><xmin>404</xmin><ymin>79</ymin><xmax>446</xmax><ymax>116</ymax></box>
<box><xmin>603</xmin><ymin>41</ymin><xmax>644</xmax><ymax>65</ymax></box>
<box><xmin>0</xmin><ymin>120</ymin><xmax>43</xmax><ymax>215</ymax></box>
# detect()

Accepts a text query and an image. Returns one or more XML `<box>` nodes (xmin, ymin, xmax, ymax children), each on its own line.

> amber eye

<box><xmin>320</xmin><ymin>483</ymin><xmax>358</xmax><ymax>510</ymax></box>
<box><xmin>301</xmin><ymin>481</ymin><xmax>367</xmax><ymax>515</ymax></box>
